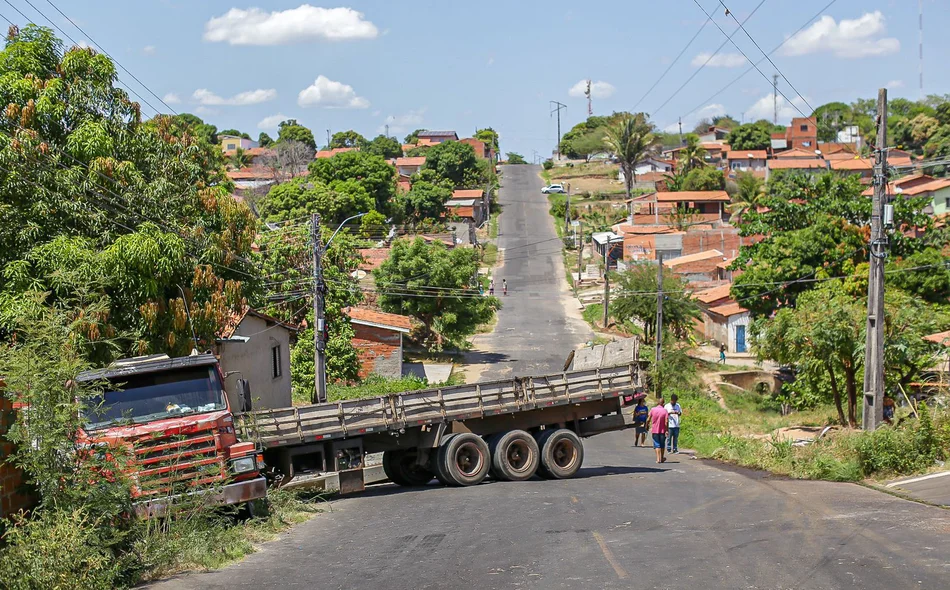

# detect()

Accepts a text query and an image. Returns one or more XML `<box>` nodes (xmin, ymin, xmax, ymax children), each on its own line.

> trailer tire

<box><xmin>488</xmin><ymin>430</ymin><xmax>540</xmax><ymax>481</ymax></box>
<box><xmin>535</xmin><ymin>429</ymin><xmax>584</xmax><ymax>479</ymax></box>
<box><xmin>436</xmin><ymin>433</ymin><xmax>490</xmax><ymax>486</ymax></box>
<box><xmin>382</xmin><ymin>450</ymin><xmax>434</xmax><ymax>487</ymax></box>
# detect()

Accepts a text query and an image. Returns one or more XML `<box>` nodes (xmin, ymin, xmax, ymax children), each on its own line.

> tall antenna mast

<box><xmin>585</xmin><ymin>79</ymin><xmax>593</xmax><ymax>116</ymax></box>
<box><xmin>773</xmin><ymin>74</ymin><xmax>779</xmax><ymax>125</ymax></box>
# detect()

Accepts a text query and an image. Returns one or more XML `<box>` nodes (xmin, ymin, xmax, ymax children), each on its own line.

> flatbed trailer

<box><xmin>238</xmin><ymin>363</ymin><xmax>644</xmax><ymax>493</ymax></box>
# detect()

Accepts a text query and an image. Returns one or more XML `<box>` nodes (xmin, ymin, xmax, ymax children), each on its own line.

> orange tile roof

<box><xmin>219</xmin><ymin>305</ymin><xmax>299</xmax><ymax>339</ymax></box>
<box><xmin>227</xmin><ymin>167</ymin><xmax>275</xmax><ymax>180</ymax></box>
<box><xmin>924</xmin><ymin>329</ymin><xmax>950</xmax><ymax>345</ymax></box>
<box><xmin>357</xmin><ymin>248</ymin><xmax>390</xmax><ymax>271</ymax></box>
<box><xmin>862</xmin><ymin>176</ymin><xmax>950</xmax><ymax>197</ymax></box>
<box><xmin>395</xmin><ymin>156</ymin><xmax>426</xmax><ymax>167</ymax></box>
<box><xmin>767</xmin><ymin>159</ymin><xmax>827</xmax><ymax>170</ymax></box>
<box><xmin>717</xmin><ymin>257</ymin><xmax>736</xmax><ymax>270</ymax></box>
<box><xmin>828</xmin><ymin>158</ymin><xmax>874</xmax><ymax>171</ymax></box>
<box><xmin>629</xmin><ymin>190</ymin><xmax>730</xmax><ymax>203</ymax></box>
<box><xmin>774</xmin><ymin>147</ymin><xmax>822</xmax><ymax>159</ymax></box>
<box><xmin>315</xmin><ymin>147</ymin><xmax>356</xmax><ymax>159</ymax></box>
<box><xmin>452</xmin><ymin>189</ymin><xmax>484</xmax><ymax>198</ymax></box>
<box><xmin>726</xmin><ymin>150</ymin><xmax>768</xmax><ymax>160</ymax></box>
<box><xmin>707</xmin><ymin>302</ymin><xmax>749</xmax><ymax>318</ymax></box>
<box><xmin>694</xmin><ymin>283</ymin><xmax>732</xmax><ymax>304</ymax></box>
<box><xmin>345</xmin><ymin>306</ymin><xmax>412</xmax><ymax>332</ymax></box>
<box><xmin>664</xmin><ymin>249</ymin><xmax>724</xmax><ymax>267</ymax></box>
<box><xmin>613</xmin><ymin>224</ymin><xmax>678</xmax><ymax>235</ymax></box>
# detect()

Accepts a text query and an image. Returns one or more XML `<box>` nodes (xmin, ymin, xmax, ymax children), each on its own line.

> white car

<box><xmin>541</xmin><ymin>184</ymin><xmax>567</xmax><ymax>194</ymax></box>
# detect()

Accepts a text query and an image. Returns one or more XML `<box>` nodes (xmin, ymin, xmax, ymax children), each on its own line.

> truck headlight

<box><xmin>231</xmin><ymin>456</ymin><xmax>256</xmax><ymax>474</ymax></box>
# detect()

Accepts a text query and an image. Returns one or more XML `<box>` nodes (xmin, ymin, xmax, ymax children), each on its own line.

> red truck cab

<box><xmin>76</xmin><ymin>353</ymin><xmax>266</xmax><ymax>517</ymax></box>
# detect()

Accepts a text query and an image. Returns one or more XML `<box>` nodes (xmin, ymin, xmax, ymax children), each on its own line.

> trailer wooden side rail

<box><xmin>239</xmin><ymin>363</ymin><xmax>645</xmax><ymax>493</ymax></box>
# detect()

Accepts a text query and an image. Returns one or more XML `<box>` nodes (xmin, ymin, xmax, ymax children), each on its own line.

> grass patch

<box><xmin>582</xmin><ymin>303</ymin><xmax>603</xmax><ymax>327</ymax></box>
<box><xmin>548</xmin><ymin>162</ymin><xmax>618</xmax><ymax>180</ymax></box>
<box><xmin>327</xmin><ymin>374</ymin><xmax>430</xmax><ymax>401</ymax></box>
<box><xmin>481</xmin><ymin>242</ymin><xmax>498</xmax><ymax>267</ymax></box>
<box><xmin>489</xmin><ymin>212</ymin><xmax>499</xmax><ymax>239</ymax></box>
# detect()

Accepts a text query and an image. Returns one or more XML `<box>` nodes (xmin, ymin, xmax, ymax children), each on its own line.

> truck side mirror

<box><xmin>237</xmin><ymin>379</ymin><xmax>252</xmax><ymax>413</ymax></box>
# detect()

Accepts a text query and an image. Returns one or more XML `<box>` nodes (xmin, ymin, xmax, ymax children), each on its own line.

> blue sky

<box><xmin>6</xmin><ymin>1</ymin><xmax>947</xmax><ymax>158</ymax></box>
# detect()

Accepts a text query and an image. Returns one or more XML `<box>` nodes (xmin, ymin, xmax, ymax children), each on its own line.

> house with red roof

<box><xmin>625</xmin><ymin>190</ymin><xmax>730</xmax><ymax>226</ymax></box>
<box><xmin>862</xmin><ymin>173</ymin><xmax>950</xmax><ymax>216</ymax></box>
<box><xmin>345</xmin><ymin>307</ymin><xmax>412</xmax><ymax>379</ymax></box>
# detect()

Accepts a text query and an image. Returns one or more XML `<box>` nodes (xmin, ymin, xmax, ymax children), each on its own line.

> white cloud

<box><xmin>745</xmin><ymin>94</ymin><xmax>810</xmax><ymax>124</ymax></box>
<box><xmin>781</xmin><ymin>11</ymin><xmax>899</xmax><ymax>58</ymax></box>
<box><xmin>568</xmin><ymin>79</ymin><xmax>615</xmax><ymax>99</ymax></box>
<box><xmin>378</xmin><ymin>109</ymin><xmax>426</xmax><ymax>134</ymax></box>
<box><xmin>257</xmin><ymin>113</ymin><xmax>290</xmax><ymax>130</ymax></box>
<box><xmin>204</xmin><ymin>5</ymin><xmax>378</xmax><ymax>46</ymax></box>
<box><xmin>697</xmin><ymin>103</ymin><xmax>726</xmax><ymax>118</ymax></box>
<box><xmin>297</xmin><ymin>75</ymin><xmax>369</xmax><ymax>109</ymax></box>
<box><xmin>143</xmin><ymin>45</ymin><xmax>156</xmax><ymax>55</ymax></box>
<box><xmin>886</xmin><ymin>79</ymin><xmax>904</xmax><ymax>90</ymax></box>
<box><xmin>192</xmin><ymin>88</ymin><xmax>277</xmax><ymax>106</ymax></box>
<box><xmin>691</xmin><ymin>52</ymin><xmax>746</xmax><ymax>68</ymax></box>
<box><xmin>162</xmin><ymin>92</ymin><xmax>181</xmax><ymax>104</ymax></box>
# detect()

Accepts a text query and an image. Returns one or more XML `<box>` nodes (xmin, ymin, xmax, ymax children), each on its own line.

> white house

<box><xmin>703</xmin><ymin>302</ymin><xmax>750</xmax><ymax>353</ymax></box>
<box><xmin>618</xmin><ymin>157</ymin><xmax>674</xmax><ymax>183</ymax></box>
<box><xmin>725</xmin><ymin>150</ymin><xmax>768</xmax><ymax>172</ymax></box>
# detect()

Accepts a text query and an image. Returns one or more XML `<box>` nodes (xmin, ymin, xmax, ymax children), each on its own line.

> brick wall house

<box><xmin>1</xmin><ymin>383</ymin><xmax>34</xmax><ymax>518</ymax></box>
<box><xmin>346</xmin><ymin>307</ymin><xmax>412</xmax><ymax>379</ymax></box>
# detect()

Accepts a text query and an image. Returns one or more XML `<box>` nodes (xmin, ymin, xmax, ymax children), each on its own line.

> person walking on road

<box><xmin>648</xmin><ymin>398</ymin><xmax>669</xmax><ymax>464</ymax></box>
<box><xmin>503</xmin><ymin>279</ymin><xmax>508</xmax><ymax>296</ymax></box>
<box><xmin>719</xmin><ymin>344</ymin><xmax>726</xmax><ymax>364</ymax></box>
<box><xmin>665</xmin><ymin>394</ymin><xmax>682</xmax><ymax>454</ymax></box>
<box><xmin>489</xmin><ymin>279</ymin><xmax>495</xmax><ymax>296</ymax></box>
<box><xmin>632</xmin><ymin>396</ymin><xmax>649</xmax><ymax>447</ymax></box>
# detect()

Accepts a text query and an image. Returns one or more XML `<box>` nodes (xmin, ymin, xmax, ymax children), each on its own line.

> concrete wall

<box><xmin>219</xmin><ymin>314</ymin><xmax>293</xmax><ymax>413</ymax></box>
<box><xmin>719</xmin><ymin>371</ymin><xmax>780</xmax><ymax>394</ymax></box>
<box><xmin>704</xmin><ymin>312</ymin><xmax>750</xmax><ymax>352</ymax></box>
<box><xmin>352</xmin><ymin>324</ymin><xmax>403</xmax><ymax>379</ymax></box>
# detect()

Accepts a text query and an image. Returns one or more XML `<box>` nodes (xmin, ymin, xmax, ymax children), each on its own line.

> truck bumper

<box><xmin>134</xmin><ymin>476</ymin><xmax>268</xmax><ymax>519</ymax></box>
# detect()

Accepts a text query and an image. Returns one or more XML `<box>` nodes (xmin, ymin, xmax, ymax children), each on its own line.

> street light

<box><xmin>312</xmin><ymin>211</ymin><xmax>367</xmax><ymax>404</ymax></box>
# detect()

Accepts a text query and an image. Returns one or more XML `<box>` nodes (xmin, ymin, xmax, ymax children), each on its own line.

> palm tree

<box><xmin>603</xmin><ymin>113</ymin><xmax>657</xmax><ymax>201</ymax></box>
<box><xmin>230</xmin><ymin>147</ymin><xmax>252</xmax><ymax>170</ymax></box>
<box><xmin>727</xmin><ymin>171</ymin><xmax>766</xmax><ymax>221</ymax></box>
<box><xmin>678</xmin><ymin>134</ymin><xmax>707</xmax><ymax>172</ymax></box>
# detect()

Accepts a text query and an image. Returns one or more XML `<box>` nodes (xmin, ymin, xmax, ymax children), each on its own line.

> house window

<box><xmin>271</xmin><ymin>345</ymin><xmax>281</xmax><ymax>379</ymax></box>
<box><xmin>945</xmin><ymin>197</ymin><xmax>950</xmax><ymax>209</ymax></box>
<box><xmin>800</xmin><ymin>124</ymin><xmax>808</xmax><ymax>132</ymax></box>
<box><xmin>801</xmin><ymin>141</ymin><xmax>812</xmax><ymax>147</ymax></box>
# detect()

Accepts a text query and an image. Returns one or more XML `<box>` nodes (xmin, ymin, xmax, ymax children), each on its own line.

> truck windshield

<box><xmin>84</xmin><ymin>366</ymin><xmax>227</xmax><ymax>430</ymax></box>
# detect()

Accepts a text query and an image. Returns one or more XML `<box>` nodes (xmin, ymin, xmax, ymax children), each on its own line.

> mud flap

<box><xmin>338</xmin><ymin>468</ymin><xmax>365</xmax><ymax>494</ymax></box>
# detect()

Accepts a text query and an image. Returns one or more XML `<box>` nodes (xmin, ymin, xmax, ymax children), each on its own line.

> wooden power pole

<box><xmin>602</xmin><ymin>244</ymin><xmax>611</xmax><ymax>328</ymax></box>
<box><xmin>863</xmin><ymin>88</ymin><xmax>889</xmax><ymax>431</ymax></box>
<box><xmin>311</xmin><ymin>213</ymin><xmax>327</xmax><ymax>404</ymax></box>
<box><xmin>655</xmin><ymin>253</ymin><xmax>664</xmax><ymax>398</ymax></box>
<box><xmin>576</xmin><ymin>221</ymin><xmax>583</xmax><ymax>296</ymax></box>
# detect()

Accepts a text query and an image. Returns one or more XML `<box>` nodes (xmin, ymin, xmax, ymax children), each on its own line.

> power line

<box><xmin>676</xmin><ymin>0</ymin><xmax>838</xmax><ymax>126</ymax></box>
<box><xmin>716</xmin><ymin>0</ymin><xmax>816</xmax><ymax>116</ymax></box>
<box><xmin>651</xmin><ymin>0</ymin><xmax>768</xmax><ymax>119</ymax></box>
<box><xmin>690</xmin><ymin>0</ymin><xmax>810</xmax><ymax>122</ymax></box>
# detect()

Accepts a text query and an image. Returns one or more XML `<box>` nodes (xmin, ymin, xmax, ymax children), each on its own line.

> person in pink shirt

<box><xmin>647</xmin><ymin>398</ymin><xmax>670</xmax><ymax>464</ymax></box>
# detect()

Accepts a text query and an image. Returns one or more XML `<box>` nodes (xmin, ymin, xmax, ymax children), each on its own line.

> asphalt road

<box><xmin>151</xmin><ymin>431</ymin><xmax>950</xmax><ymax>590</ymax></box>
<box><xmin>465</xmin><ymin>164</ymin><xmax>592</xmax><ymax>381</ymax></box>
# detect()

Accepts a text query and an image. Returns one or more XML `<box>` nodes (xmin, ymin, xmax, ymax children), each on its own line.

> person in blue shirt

<box><xmin>633</xmin><ymin>396</ymin><xmax>649</xmax><ymax>447</ymax></box>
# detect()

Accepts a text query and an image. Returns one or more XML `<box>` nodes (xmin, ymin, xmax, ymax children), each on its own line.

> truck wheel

<box><xmin>488</xmin><ymin>430</ymin><xmax>539</xmax><ymax>481</ymax></box>
<box><xmin>436</xmin><ymin>433</ymin><xmax>490</xmax><ymax>486</ymax></box>
<box><xmin>535</xmin><ymin>429</ymin><xmax>584</xmax><ymax>479</ymax></box>
<box><xmin>382</xmin><ymin>450</ymin><xmax>434</xmax><ymax>487</ymax></box>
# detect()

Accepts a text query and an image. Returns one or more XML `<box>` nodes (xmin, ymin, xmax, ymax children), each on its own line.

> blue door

<box><xmin>735</xmin><ymin>325</ymin><xmax>747</xmax><ymax>353</ymax></box>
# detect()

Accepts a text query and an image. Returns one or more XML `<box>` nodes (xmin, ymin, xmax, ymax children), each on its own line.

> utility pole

<box><xmin>326</xmin><ymin>129</ymin><xmax>331</xmax><ymax>148</ymax></box>
<box><xmin>565</xmin><ymin>191</ymin><xmax>571</xmax><ymax>235</ymax></box>
<box><xmin>385</xmin><ymin>123</ymin><xmax>390</xmax><ymax>138</ymax></box>
<box><xmin>863</xmin><ymin>88</ymin><xmax>889</xmax><ymax>431</ymax></box>
<box><xmin>311</xmin><ymin>213</ymin><xmax>327</xmax><ymax>404</ymax></box>
<box><xmin>585</xmin><ymin>79</ymin><xmax>593</xmax><ymax>116</ymax></box>
<box><xmin>655</xmin><ymin>253</ymin><xmax>664</xmax><ymax>398</ymax></box>
<box><xmin>576</xmin><ymin>220</ymin><xmax>583</xmax><ymax>296</ymax></box>
<box><xmin>678</xmin><ymin>117</ymin><xmax>683</xmax><ymax>147</ymax></box>
<box><xmin>602</xmin><ymin>243</ymin><xmax>610</xmax><ymax>328</ymax></box>
<box><xmin>772</xmin><ymin>74</ymin><xmax>779</xmax><ymax>125</ymax></box>
<box><xmin>550</xmin><ymin>100</ymin><xmax>566</xmax><ymax>161</ymax></box>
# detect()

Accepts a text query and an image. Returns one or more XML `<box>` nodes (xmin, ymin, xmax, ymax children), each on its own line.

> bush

<box><xmin>856</xmin><ymin>405</ymin><xmax>945</xmax><ymax>476</ymax></box>
<box><xmin>542</xmin><ymin>159</ymin><xmax>554</xmax><ymax>170</ymax></box>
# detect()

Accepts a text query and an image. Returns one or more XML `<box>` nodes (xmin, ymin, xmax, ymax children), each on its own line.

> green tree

<box><xmin>681</xmin><ymin>166</ymin><xmax>723</xmax><ymax>191</ymax></box>
<box><xmin>374</xmin><ymin>238</ymin><xmax>498</xmax><ymax>349</ymax></box>
<box><xmin>725</xmin><ymin>123</ymin><xmax>771</xmax><ymax>151</ymax></box>
<box><xmin>422</xmin><ymin>141</ymin><xmax>480</xmax><ymax>186</ymax></box>
<box><xmin>571</xmin><ymin>129</ymin><xmax>608</xmax><ymax>162</ymax></box>
<box><xmin>603</xmin><ymin>112</ymin><xmax>656</xmax><ymax>201</ymax></box>
<box><xmin>277</xmin><ymin>119</ymin><xmax>316</xmax><ymax>150</ymax></box>
<box><xmin>404</xmin><ymin>129</ymin><xmax>426</xmax><ymax>144</ymax></box>
<box><xmin>219</xmin><ymin>128</ymin><xmax>250</xmax><ymax>139</ymax></box>
<box><xmin>403</xmin><ymin>181</ymin><xmax>452</xmax><ymax>221</ymax></box>
<box><xmin>309</xmin><ymin>151</ymin><xmax>396</xmax><ymax>212</ymax></box>
<box><xmin>258</xmin><ymin>178</ymin><xmax>374</xmax><ymax>225</ymax></box>
<box><xmin>610</xmin><ymin>262</ymin><xmax>700</xmax><ymax>343</ymax></box>
<box><xmin>506</xmin><ymin>152</ymin><xmax>528</xmax><ymax>164</ymax></box>
<box><xmin>360</xmin><ymin>209</ymin><xmax>388</xmax><ymax>238</ymax></box>
<box><xmin>727</xmin><ymin>171</ymin><xmax>766</xmax><ymax>221</ymax></box>
<box><xmin>364</xmin><ymin>134</ymin><xmax>403</xmax><ymax>159</ymax></box>
<box><xmin>811</xmin><ymin>102</ymin><xmax>853</xmax><ymax>142</ymax></box>
<box><xmin>678</xmin><ymin>134</ymin><xmax>708</xmax><ymax>172</ymax></box>
<box><xmin>229</xmin><ymin>146</ymin><xmax>252</xmax><ymax>169</ymax></box>
<box><xmin>711</xmin><ymin>114</ymin><xmax>740</xmax><ymax>129</ymax></box>
<box><xmin>475</xmin><ymin>127</ymin><xmax>500</xmax><ymax>152</ymax></box>
<box><xmin>330</xmin><ymin>129</ymin><xmax>367</xmax><ymax>149</ymax></box>
<box><xmin>258</xmin><ymin>132</ymin><xmax>274</xmax><ymax>147</ymax></box>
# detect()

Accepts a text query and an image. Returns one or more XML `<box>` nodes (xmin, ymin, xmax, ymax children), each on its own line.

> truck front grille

<box><xmin>131</xmin><ymin>425</ymin><xmax>226</xmax><ymax>497</ymax></box>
